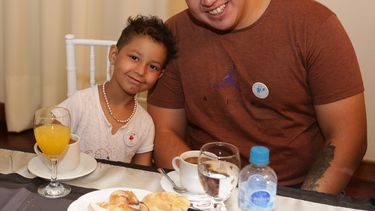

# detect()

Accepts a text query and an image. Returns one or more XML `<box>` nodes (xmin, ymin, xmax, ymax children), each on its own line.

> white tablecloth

<box><xmin>0</xmin><ymin>148</ymin><xmax>366</xmax><ymax>211</ymax></box>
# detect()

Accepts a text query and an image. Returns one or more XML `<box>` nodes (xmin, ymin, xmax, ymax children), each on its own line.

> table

<box><xmin>0</xmin><ymin>148</ymin><xmax>373</xmax><ymax>211</ymax></box>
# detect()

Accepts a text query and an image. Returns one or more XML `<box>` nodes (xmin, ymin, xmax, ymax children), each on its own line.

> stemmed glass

<box><xmin>33</xmin><ymin>106</ymin><xmax>71</xmax><ymax>198</ymax></box>
<box><xmin>198</xmin><ymin>142</ymin><xmax>241</xmax><ymax>211</ymax></box>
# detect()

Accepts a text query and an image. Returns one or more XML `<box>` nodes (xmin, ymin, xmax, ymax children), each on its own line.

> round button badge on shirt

<box><xmin>252</xmin><ymin>82</ymin><xmax>269</xmax><ymax>99</ymax></box>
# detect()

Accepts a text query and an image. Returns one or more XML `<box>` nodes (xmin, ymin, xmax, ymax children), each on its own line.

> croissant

<box><xmin>110</xmin><ymin>190</ymin><xmax>139</xmax><ymax>205</ymax></box>
<box><xmin>89</xmin><ymin>190</ymin><xmax>139</xmax><ymax>211</ymax></box>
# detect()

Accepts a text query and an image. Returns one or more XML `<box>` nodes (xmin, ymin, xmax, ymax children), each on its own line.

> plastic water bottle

<box><xmin>238</xmin><ymin>146</ymin><xmax>277</xmax><ymax>211</ymax></box>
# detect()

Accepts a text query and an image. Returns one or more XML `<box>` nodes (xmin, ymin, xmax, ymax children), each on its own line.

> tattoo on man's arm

<box><xmin>301</xmin><ymin>143</ymin><xmax>335</xmax><ymax>191</ymax></box>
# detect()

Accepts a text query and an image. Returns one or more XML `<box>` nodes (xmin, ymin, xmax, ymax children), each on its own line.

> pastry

<box><xmin>88</xmin><ymin>189</ymin><xmax>139</xmax><ymax>211</ymax></box>
<box><xmin>140</xmin><ymin>192</ymin><xmax>190</xmax><ymax>211</ymax></box>
<box><xmin>110</xmin><ymin>190</ymin><xmax>139</xmax><ymax>205</ymax></box>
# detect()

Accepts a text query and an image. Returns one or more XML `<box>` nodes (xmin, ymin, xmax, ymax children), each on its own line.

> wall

<box><xmin>317</xmin><ymin>0</ymin><xmax>375</xmax><ymax>161</ymax></box>
<box><xmin>168</xmin><ymin>0</ymin><xmax>187</xmax><ymax>17</ymax></box>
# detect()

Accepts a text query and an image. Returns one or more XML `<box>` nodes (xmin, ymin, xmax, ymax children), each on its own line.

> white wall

<box><xmin>318</xmin><ymin>0</ymin><xmax>375</xmax><ymax>161</ymax></box>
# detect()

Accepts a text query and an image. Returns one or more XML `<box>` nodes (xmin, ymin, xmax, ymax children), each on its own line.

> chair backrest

<box><xmin>65</xmin><ymin>34</ymin><xmax>147</xmax><ymax>106</ymax></box>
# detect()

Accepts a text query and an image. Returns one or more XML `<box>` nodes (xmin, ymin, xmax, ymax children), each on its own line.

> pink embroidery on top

<box><xmin>124</xmin><ymin>132</ymin><xmax>137</xmax><ymax>147</ymax></box>
<box><xmin>129</xmin><ymin>133</ymin><xmax>135</xmax><ymax>142</ymax></box>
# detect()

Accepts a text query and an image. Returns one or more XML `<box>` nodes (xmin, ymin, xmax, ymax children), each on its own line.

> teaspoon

<box><xmin>157</xmin><ymin>168</ymin><xmax>187</xmax><ymax>193</ymax></box>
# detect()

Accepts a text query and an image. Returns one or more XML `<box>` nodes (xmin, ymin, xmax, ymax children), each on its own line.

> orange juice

<box><xmin>34</xmin><ymin>124</ymin><xmax>71</xmax><ymax>158</ymax></box>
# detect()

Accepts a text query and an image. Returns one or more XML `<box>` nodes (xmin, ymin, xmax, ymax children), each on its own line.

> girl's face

<box><xmin>185</xmin><ymin>0</ymin><xmax>250</xmax><ymax>31</ymax></box>
<box><xmin>109</xmin><ymin>35</ymin><xmax>167</xmax><ymax>95</ymax></box>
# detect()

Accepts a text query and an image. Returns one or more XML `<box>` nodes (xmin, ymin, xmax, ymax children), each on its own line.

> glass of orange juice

<box><xmin>34</xmin><ymin>106</ymin><xmax>71</xmax><ymax>198</ymax></box>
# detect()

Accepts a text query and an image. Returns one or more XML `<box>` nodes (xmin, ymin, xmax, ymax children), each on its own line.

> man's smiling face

<box><xmin>185</xmin><ymin>0</ymin><xmax>250</xmax><ymax>31</ymax></box>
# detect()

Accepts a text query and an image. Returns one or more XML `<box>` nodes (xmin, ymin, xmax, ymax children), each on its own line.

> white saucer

<box><xmin>28</xmin><ymin>153</ymin><xmax>97</xmax><ymax>181</ymax></box>
<box><xmin>160</xmin><ymin>170</ymin><xmax>209</xmax><ymax>199</ymax></box>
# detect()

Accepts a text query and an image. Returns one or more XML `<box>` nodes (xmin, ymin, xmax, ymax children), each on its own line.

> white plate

<box><xmin>28</xmin><ymin>153</ymin><xmax>97</xmax><ymax>181</ymax></box>
<box><xmin>67</xmin><ymin>187</ymin><xmax>151</xmax><ymax>211</ymax></box>
<box><xmin>160</xmin><ymin>170</ymin><xmax>210</xmax><ymax>199</ymax></box>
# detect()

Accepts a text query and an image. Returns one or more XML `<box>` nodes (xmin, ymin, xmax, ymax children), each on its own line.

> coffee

<box><xmin>69</xmin><ymin>138</ymin><xmax>76</xmax><ymax>144</ymax></box>
<box><xmin>184</xmin><ymin>156</ymin><xmax>198</xmax><ymax>164</ymax></box>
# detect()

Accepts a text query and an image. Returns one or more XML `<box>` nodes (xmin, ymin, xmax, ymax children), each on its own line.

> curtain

<box><xmin>0</xmin><ymin>0</ymin><xmax>187</xmax><ymax>132</ymax></box>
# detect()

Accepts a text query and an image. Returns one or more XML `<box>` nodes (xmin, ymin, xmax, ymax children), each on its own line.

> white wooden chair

<box><xmin>65</xmin><ymin>34</ymin><xmax>147</xmax><ymax>106</ymax></box>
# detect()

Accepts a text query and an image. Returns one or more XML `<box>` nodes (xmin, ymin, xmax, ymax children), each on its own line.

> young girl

<box><xmin>59</xmin><ymin>15</ymin><xmax>177</xmax><ymax>166</ymax></box>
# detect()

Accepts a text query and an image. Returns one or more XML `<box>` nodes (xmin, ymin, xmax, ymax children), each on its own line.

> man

<box><xmin>148</xmin><ymin>0</ymin><xmax>367</xmax><ymax>194</ymax></box>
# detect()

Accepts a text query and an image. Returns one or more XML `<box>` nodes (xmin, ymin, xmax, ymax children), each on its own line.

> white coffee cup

<box><xmin>172</xmin><ymin>150</ymin><xmax>204</xmax><ymax>194</ymax></box>
<box><xmin>34</xmin><ymin>134</ymin><xmax>80</xmax><ymax>173</ymax></box>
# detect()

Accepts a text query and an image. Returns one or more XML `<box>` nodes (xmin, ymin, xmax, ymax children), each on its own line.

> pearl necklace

<box><xmin>102</xmin><ymin>81</ymin><xmax>137</xmax><ymax>124</ymax></box>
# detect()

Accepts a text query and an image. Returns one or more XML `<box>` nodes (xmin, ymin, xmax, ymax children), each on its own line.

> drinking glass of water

<box><xmin>198</xmin><ymin>142</ymin><xmax>241</xmax><ymax>211</ymax></box>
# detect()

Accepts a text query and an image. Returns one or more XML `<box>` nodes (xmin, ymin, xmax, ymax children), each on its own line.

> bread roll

<box><xmin>140</xmin><ymin>192</ymin><xmax>190</xmax><ymax>211</ymax></box>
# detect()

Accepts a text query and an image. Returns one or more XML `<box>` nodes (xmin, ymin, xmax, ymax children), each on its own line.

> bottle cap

<box><xmin>249</xmin><ymin>146</ymin><xmax>269</xmax><ymax>166</ymax></box>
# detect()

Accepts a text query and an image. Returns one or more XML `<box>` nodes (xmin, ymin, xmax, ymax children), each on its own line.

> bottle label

<box><xmin>238</xmin><ymin>174</ymin><xmax>276</xmax><ymax>211</ymax></box>
<box><xmin>251</xmin><ymin>190</ymin><xmax>271</xmax><ymax>207</ymax></box>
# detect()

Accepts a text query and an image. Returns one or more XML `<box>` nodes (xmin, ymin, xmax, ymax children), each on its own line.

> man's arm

<box><xmin>147</xmin><ymin>104</ymin><xmax>190</xmax><ymax>169</ymax></box>
<box><xmin>302</xmin><ymin>93</ymin><xmax>367</xmax><ymax>194</ymax></box>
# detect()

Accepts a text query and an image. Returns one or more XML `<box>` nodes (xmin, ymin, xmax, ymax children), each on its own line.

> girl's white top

<box><xmin>59</xmin><ymin>85</ymin><xmax>154</xmax><ymax>163</ymax></box>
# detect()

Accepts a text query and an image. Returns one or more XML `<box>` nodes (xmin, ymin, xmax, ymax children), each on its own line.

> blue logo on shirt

<box><xmin>214</xmin><ymin>64</ymin><xmax>240</xmax><ymax>92</ymax></box>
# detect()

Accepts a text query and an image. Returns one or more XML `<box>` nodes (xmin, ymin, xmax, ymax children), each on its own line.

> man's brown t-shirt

<box><xmin>148</xmin><ymin>0</ymin><xmax>364</xmax><ymax>185</ymax></box>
